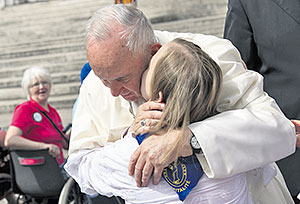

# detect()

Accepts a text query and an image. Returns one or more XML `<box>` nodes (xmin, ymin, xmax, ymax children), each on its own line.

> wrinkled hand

<box><xmin>129</xmin><ymin>100</ymin><xmax>165</xmax><ymax>136</ymax></box>
<box><xmin>128</xmin><ymin>129</ymin><xmax>193</xmax><ymax>187</ymax></box>
<box><xmin>43</xmin><ymin>143</ymin><xmax>61</xmax><ymax>157</ymax></box>
<box><xmin>291</xmin><ymin>120</ymin><xmax>300</xmax><ymax>148</ymax></box>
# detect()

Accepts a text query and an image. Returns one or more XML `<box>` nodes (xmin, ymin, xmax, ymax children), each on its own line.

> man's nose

<box><xmin>110</xmin><ymin>82</ymin><xmax>123</xmax><ymax>97</ymax></box>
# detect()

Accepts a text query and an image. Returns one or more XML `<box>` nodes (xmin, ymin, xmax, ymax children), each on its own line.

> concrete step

<box><xmin>0</xmin><ymin>34</ymin><xmax>84</xmax><ymax>56</ymax></box>
<box><xmin>140</xmin><ymin>0</ymin><xmax>227</xmax><ymax>23</ymax></box>
<box><xmin>0</xmin><ymin>93</ymin><xmax>78</xmax><ymax>115</ymax></box>
<box><xmin>152</xmin><ymin>15</ymin><xmax>226</xmax><ymax>38</ymax></box>
<box><xmin>1</xmin><ymin>0</ymin><xmax>226</xmax><ymax>23</ymax></box>
<box><xmin>56</xmin><ymin>107</ymin><xmax>73</xmax><ymax>128</ymax></box>
<box><xmin>0</xmin><ymin>51</ymin><xmax>87</xmax><ymax>70</ymax></box>
<box><xmin>0</xmin><ymin>81</ymin><xmax>80</xmax><ymax>100</ymax></box>
<box><xmin>0</xmin><ymin>61</ymin><xmax>85</xmax><ymax>79</ymax></box>
<box><xmin>0</xmin><ymin>14</ymin><xmax>225</xmax><ymax>64</ymax></box>
<box><xmin>0</xmin><ymin>70</ymin><xmax>80</xmax><ymax>89</ymax></box>
<box><xmin>0</xmin><ymin>0</ymin><xmax>227</xmax><ymax>43</ymax></box>
<box><xmin>0</xmin><ymin>22</ymin><xmax>86</xmax><ymax>45</ymax></box>
<box><xmin>0</xmin><ymin>111</ymin><xmax>18</xmax><ymax>129</ymax></box>
<box><xmin>0</xmin><ymin>0</ymin><xmax>105</xmax><ymax>21</ymax></box>
<box><xmin>0</xmin><ymin>34</ymin><xmax>83</xmax><ymax>49</ymax></box>
<box><xmin>0</xmin><ymin>42</ymin><xmax>85</xmax><ymax>60</ymax></box>
<box><xmin>0</xmin><ymin>16</ymin><xmax>225</xmax><ymax>78</ymax></box>
<box><xmin>0</xmin><ymin>18</ymin><xmax>224</xmax><ymax>62</ymax></box>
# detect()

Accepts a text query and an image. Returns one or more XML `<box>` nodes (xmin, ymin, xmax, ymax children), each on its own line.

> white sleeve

<box><xmin>189</xmin><ymin>34</ymin><xmax>296</xmax><ymax>178</ymax></box>
<box><xmin>68</xmin><ymin>71</ymin><xmax>134</xmax><ymax>154</ymax></box>
<box><xmin>155</xmin><ymin>30</ymin><xmax>296</xmax><ymax>178</ymax></box>
<box><xmin>190</xmin><ymin>104</ymin><xmax>296</xmax><ymax>178</ymax></box>
<box><xmin>65</xmin><ymin>136</ymin><xmax>139</xmax><ymax>197</ymax></box>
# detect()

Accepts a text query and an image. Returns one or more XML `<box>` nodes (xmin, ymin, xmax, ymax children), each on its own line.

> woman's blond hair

<box><xmin>149</xmin><ymin>38</ymin><xmax>222</xmax><ymax>161</ymax></box>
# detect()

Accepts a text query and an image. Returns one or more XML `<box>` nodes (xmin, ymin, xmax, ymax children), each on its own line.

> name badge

<box><xmin>33</xmin><ymin>112</ymin><xmax>42</xmax><ymax>122</ymax></box>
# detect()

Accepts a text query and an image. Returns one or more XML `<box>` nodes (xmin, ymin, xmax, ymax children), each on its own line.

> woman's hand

<box><xmin>291</xmin><ymin>120</ymin><xmax>300</xmax><ymax>148</ymax></box>
<box><xmin>61</xmin><ymin>132</ymin><xmax>70</xmax><ymax>150</ymax></box>
<box><xmin>43</xmin><ymin>143</ymin><xmax>61</xmax><ymax>158</ymax></box>
<box><xmin>129</xmin><ymin>100</ymin><xmax>165</xmax><ymax>136</ymax></box>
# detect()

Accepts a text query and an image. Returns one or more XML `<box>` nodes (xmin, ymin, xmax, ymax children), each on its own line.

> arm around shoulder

<box><xmin>189</xmin><ymin>54</ymin><xmax>296</xmax><ymax>178</ymax></box>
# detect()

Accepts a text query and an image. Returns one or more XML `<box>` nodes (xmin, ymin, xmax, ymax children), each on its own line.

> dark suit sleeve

<box><xmin>223</xmin><ymin>0</ymin><xmax>260</xmax><ymax>71</ymax></box>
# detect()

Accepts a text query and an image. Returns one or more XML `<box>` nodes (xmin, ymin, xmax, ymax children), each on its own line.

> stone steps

<box><xmin>153</xmin><ymin>15</ymin><xmax>226</xmax><ymax>38</ymax></box>
<box><xmin>0</xmin><ymin>0</ymin><xmax>227</xmax><ymax>43</ymax></box>
<box><xmin>0</xmin><ymin>70</ymin><xmax>80</xmax><ymax>89</ymax></box>
<box><xmin>0</xmin><ymin>0</ymin><xmax>103</xmax><ymax>20</ymax></box>
<box><xmin>0</xmin><ymin>15</ymin><xmax>225</xmax><ymax>63</ymax></box>
<box><xmin>0</xmin><ymin>61</ymin><xmax>85</xmax><ymax>79</ymax></box>
<box><xmin>0</xmin><ymin>35</ymin><xmax>83</xmax><ymax>55</ymax></box>
<box><xmin>0</xmin><ymin>43</ymin><xmax>85</xmax><ymax>60</ymax></box>
<box><xmin>0</xmin><ymin>81</ymin><xmax>80</xmax><ymax>100</ymax></box>
<box><xmin>1</xmin><ymin>0</ymin><xmax>225</xmax><ymax>23</ymax></box>
<box><xmin>0</xmin><ymin>93</ymin><xmax>78</xmax><ymax>114</ymax></box>
<box><xmin>0</xmin><ymin>51</ymin><xmax>86</xmax><ymax>71</ymax></box>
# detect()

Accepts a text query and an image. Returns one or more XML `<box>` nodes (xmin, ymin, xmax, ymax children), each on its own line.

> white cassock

<box><xmin>66</xmin><ymin>30</ymin><xmax>296</xmax><ymax>204</ymax></box>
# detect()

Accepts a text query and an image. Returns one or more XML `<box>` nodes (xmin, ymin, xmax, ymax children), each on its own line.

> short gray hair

<box><xmin>86</xmin><ymin>4</ymin><xmax>157</xmax><ymax>55</ymax></box>
<box><xmin>21</xmin><ymin>66</ymin><xmax>52</xmax><ymax>95</ymax></box>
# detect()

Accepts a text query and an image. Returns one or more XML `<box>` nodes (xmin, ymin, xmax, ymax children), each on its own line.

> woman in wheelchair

<box><xmin>4</xmin><ymin>66</ymin><xmax>69</xmax><ymax>166</ymax></box>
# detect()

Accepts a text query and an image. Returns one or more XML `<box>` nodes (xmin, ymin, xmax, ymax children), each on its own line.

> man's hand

<box><xmin>129</xmin><ymin>100</ymin><xmax>164</xmax><ymax>135</ymax></box>
<box><xmin>291</xmin><ymin>120</ymin><xmax>300</xmax><ymax>148</ymax></box>
<box><xmin>128</xmin><ymin>129</ymin><xmax>193</xmax><ymax>187</ymax></box>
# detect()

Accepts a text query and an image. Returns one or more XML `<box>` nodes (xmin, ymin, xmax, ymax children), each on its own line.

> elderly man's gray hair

<box><xmin>86</xmin><ymin>4</ymin><xmax>157</xmax><ymax>56</ymax></box>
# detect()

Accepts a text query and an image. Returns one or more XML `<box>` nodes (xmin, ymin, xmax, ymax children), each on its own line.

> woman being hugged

<box><xmin>4</xmin><ymin>66</ymin><xmax>68</xmax><ymax>165</ymax></box>
<box><xmin>66</xmin><ymin>38</ymin><xmax>253</xmax><ymax>203</ymax></box>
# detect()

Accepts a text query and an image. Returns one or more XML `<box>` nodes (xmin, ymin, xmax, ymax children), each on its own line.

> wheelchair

<box><xmin>58</xmin><ymin>178</ymin><xmax>124</xmax><ymax>204</ymax></box>
<box><xmin>0</xmin><ymin>122</ymin><xmax>125</xmax><ymax>204</ymax></box>
<box><xmin>2</xmin><ymin>148</ymin><xmax>125</xmax><ymax>204</ymax></box>
<box><xmin>8</xmin><ymin>149</ymin><xmax>89</xmax><ymax>204</ymax></box>
<box><xmin>0</xmin><ymin>147</ymin><xmax>13</xmax><ymax>203</ymax></box>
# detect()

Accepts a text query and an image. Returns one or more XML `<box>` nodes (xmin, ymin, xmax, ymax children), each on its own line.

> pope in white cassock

<box><xmin>64</xmin><ymin>4</ymin><xmax>297</xmax><ymax>204</ymax></box>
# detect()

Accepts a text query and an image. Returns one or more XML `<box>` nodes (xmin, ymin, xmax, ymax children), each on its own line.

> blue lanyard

<box><xmin>135</xmin><ymin>133</ymin><xmax>204</xmax><ymax>201</ymax></box>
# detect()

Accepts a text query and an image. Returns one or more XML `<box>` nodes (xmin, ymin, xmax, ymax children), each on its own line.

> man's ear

<box><xmin>150</xmin><ymin>43</ymin><xmax>162</xmax><ymax>56</ymax></box>
<box><xmin>154</xmin><ymin>91</ymin><xmax>163</xmax><ymax>103</ymax></box>
<box><xmin>158</xmin><ymin>91</ymin><xmax>163</xmax><ymax>102</ymax></box>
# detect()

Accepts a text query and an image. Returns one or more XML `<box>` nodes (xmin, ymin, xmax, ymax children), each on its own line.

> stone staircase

<box><xmin>0</xmin><ymin>0</ymin><xmax>227</xmax><ymax>129</ymax></box>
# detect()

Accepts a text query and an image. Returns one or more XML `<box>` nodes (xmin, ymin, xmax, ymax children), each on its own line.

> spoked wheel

<box><xmin>0</xmin><ymin>173</ymin><xmax>11</xmax><ymax>191</ymax></box>
<box><xmin>0</xmin><ymin>173</ymin><xmax>12</xmax><ymax>200</ymax></box>
<box><xmin>58</xmin><ymin>177</ymin><xmax>89</xmax><ymax>204</ymax></box>
<box><xmin>0</xmin><ymin>173</ymin><xmax>21</xmax><ymax>204</ymax></box>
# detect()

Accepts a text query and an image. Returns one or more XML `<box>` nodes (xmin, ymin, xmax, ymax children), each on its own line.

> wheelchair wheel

<box><xmin>58</xmin><ymin>177</ymin><xmax>89</xmax><ymax>204</ymax></box>
<box><xmin>0</xmin><ymin>173</ymin><xmax>11</xmax><ymax>197</ymax></box>
<box><xmin>0</xmin><ymin>173</ymin><xmax>15</xmax><ymax>203</ymax></box>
